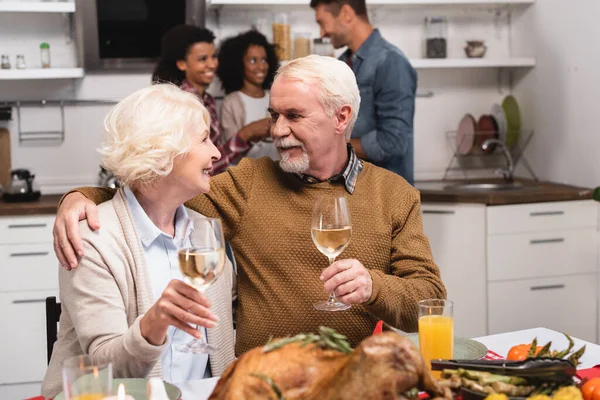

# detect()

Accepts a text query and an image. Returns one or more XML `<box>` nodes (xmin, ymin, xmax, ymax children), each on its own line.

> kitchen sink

<box><xmin>444</xmin><ymin>182</ymin><xmax>537</xmax><ymax>192</ymax></box>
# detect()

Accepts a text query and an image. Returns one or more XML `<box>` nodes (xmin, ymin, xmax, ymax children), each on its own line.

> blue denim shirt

<box><xmin>340</xmin><ymin>29</ymin><xmax>417</xmax><ymax>184</ymax></box>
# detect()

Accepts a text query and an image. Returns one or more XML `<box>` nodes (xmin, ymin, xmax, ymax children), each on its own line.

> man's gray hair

<box><xmin>276</xmin><ymin>55</ymin><xmax>360</xmax><ymax>140</ymax></box>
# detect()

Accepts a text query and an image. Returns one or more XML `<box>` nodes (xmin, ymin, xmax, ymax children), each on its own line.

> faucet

<box><xmin>482</xmin><ymin>139</ymin><xmax>514</xmax><ymax>183</ymax></box>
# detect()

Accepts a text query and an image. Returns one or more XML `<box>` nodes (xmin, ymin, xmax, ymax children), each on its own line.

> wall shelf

<box><xmin>209</xmin><ymin>0</ymin><xmax>533</xmax><ymax>6</ymax></box>
<box><xmin>280</xmin><ymin>58</ymin><xmax>535</xmax><ymax>69</ymax></box>
<box><xmin>0</xmin><ymin>68</ymin><xmax>84</xmax><ymax>80</ymax></box>
<box><xmin>411</xmin><ymin>57</ymin><xmax>536</xmax><ymax>69</ymax></box>
<box><xmin>0</xmin><ymin>1</ymin><xmax>75</xmax><ymax>13</ymax></box>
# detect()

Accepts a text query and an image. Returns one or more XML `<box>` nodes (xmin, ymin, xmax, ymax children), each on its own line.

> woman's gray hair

<box><xmin>276</xmin><ymin>55</ymin><xmax>360</xmax><ymax>140</ymax></box>
<box><xmin>99</xmin><ymin>83</ymin><xmax>210</xmax><ymax>186</ymax></box>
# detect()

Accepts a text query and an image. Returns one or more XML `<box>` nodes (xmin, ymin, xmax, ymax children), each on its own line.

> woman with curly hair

<box><xmin>152</xmin><ymin>25</ymin><xmax>271</xmax><ymax>174</ymax></box>
<box><xmin>217</xmin><ymin>30</ymin><xmax>279</xmax><ymax>162</ymax></box>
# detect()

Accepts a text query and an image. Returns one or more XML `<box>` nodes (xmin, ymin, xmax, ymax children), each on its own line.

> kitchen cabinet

<box><xmin>486</xmin><ymin>200</ymin><xmax>599</xmax><ymax>342</ymax></box>
<box><xmin>0</xmin><ymin>290</ymin><xmax>57</xmax><ymax>386</ymax></box>
<box><xmin>208</xmin><ymin>0</ymin><xmax>534</xmax><ymax>8</ymax></box>
<box><xmin>0</xmin><ymin>215</ymin><xmax>57</xmax><ymax>399</ymax></box>
<box><xmin>0</xmin><ymin>2</ymin><xmax>75</xmax><ymax>13</ymax></box>
<box><xmin>488</xmin><ymin>274</ymin><xmax>597</xmax><ymax>343</ymax></box>
<box><xmin>422</xmin><ymin>199</ymin><xmax>599</xmax><ymax>343</ymax></box>
<box><xmin>0</xmin><ymin>1</ymin><xmax>82</xmax><ymax>81</ymax></box>
<box><xmin>421</xmin><ymin>203</ymin><xmax>487</xmax><ymax>338</ymax></box>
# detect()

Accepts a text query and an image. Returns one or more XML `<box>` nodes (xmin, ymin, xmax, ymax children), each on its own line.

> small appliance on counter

<box><xmin>98</xmin><ymin>165</ymin><xmax>120</xmax><ymax>189</ymax></box>
<box><xmin>2</xmin><ymin>168</ymin><xmax>41</xmax><ymax>202</ymax></box>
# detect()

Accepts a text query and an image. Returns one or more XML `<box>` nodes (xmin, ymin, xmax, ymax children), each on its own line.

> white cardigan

<box><xmin>42</xmin><ymin>188</ymin><xmax>236</xmax><ymax>399</ymax></box>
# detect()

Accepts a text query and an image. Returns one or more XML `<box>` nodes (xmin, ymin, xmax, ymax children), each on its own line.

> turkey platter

<box><xmin>209</xmin><ymin>326</ymin><xmax>453</xmax><ymax>400</ymax></box>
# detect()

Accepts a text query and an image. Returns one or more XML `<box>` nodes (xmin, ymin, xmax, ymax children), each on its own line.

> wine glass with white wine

<box><xmin>311</xmin><ymin>196</ymin><xmax>352</xmax><ymax>311</ymax></box>
<box><xmin>177</xmin><ymin>216</ymin><xmax>226</xmax><ymax>354</ymax></box>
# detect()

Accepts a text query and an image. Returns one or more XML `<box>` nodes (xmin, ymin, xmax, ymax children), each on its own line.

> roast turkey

<box><xmin>208</xmin><ymin>328</ymin><xmax>452</xmax><ymax>400</ymax></box>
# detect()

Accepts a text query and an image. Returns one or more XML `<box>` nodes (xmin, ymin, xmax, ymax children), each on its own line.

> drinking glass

<box><xmin>418</xmin><ymin>299</ymin><xmax>454</xmax><ymax>377</ymax></box>
<box><xmin>61</xmin><ymin>355</ymin><xmax>112</xmax><ymax>400</ymax></box>
<box><xmin>311</xmin><ymin>196</ymin><xmax>352</xmax><ymax>311</ymax></box>
<box><xmin>177</xmin><ymin>217</ymin><xmax>226</xmax><ymax>354</ymax></box>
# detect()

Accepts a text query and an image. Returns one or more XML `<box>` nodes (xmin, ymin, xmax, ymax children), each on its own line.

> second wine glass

<box><xmin>311</xmin><ymin>195</ymin><xmax>352</xmax><ymax>311</ymax></box>
<box><xmin>177</xmin><ymin>216</ymin><xmax>226</xmax><ymax>354</ymax></box>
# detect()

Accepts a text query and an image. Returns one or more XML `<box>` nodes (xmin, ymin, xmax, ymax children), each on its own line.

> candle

<box><xmin>102</xmin><ymin>383</ymin><xmax>135</xmax><ymax>400</ymax></box>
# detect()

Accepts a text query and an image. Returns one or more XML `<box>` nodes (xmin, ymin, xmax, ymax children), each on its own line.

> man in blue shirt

<box><xmin>311</xmin><ymin>0</ymin><xmax>417</xmax><ymax>184</ymax></box>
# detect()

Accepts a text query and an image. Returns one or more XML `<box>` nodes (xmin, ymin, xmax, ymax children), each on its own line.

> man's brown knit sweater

<box><xmin>78</xmin><ymin>158</ymin><xmax>446</xmax><ymax>356</ymax></box>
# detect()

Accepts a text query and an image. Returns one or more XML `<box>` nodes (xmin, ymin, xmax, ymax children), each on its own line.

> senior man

<box><xmin>52</xmin><ymin>55</ymin><xmax>445</xmax><ymax>355</ymax></box>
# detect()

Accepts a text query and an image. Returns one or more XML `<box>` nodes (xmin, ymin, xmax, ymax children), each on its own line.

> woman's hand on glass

<box><xmin>320</xmin><ymin>258</ymin><xmax>373</xmax><ymax>305</ymax></box>
<box><xmin>140</xmin><ymin>279</ymin><xmax>219</xmax><ymax>346</ymax></box>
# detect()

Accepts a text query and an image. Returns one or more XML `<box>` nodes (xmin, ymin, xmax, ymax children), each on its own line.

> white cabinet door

<box><xmin>487</xmin><ymin>200</ymin><xmax>597</xmax><ymax>235</ymax></box>
<box><xmin>0</xmin><ymin>215</ymin><xmax>55</xmax><ymax>244</ymax></box>
<box><xmin>422</xmin><ymin>203</ymin><xmax>487</xmax><ymax>338</ymax></box>
<box><xmin>488</xmin><ymin>274</ymin><xmax>597</xmax><ymax>343</ymax></box>
<box><xmin>0</xmin><ymin>290</ymin><xmax>57</xmax><ymax>385</ymax></box>
<box><xmin>487</xmin><ymin>228</ymin><xmax>597</xmax><ymax>281</ymax></box>
<box><xmin>0</xmin><ymin>243</ymin><xmax>58</xmax><ymax>292</ymax></box>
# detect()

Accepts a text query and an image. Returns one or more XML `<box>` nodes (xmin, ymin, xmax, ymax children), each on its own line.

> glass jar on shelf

<box><xmin>1</xmin><ymin>55</ymin><xmax>11</xmax><ymax>69</ymax></box>
<box><xmin>40</xmin><ymin>42</ymin><xmax>51</xmax><ymax>68</ymax></box>
<box><xmin>425</xmin><ymin>17</ymin><xmax>447</xmax><ymax>59</ymax></box>
<box><xmin>272</xmin><ymin>13</ymin><xmax>291</xmax><ymax>61</ymax></box>
<box><xmin>312</xmin><ymin>37</ymin><xmax>334</xmax><ymax>57</ymax></box>
<box><xmin>293</xmin><ymin>32</ymin><xmax>311</xmax><ymax>59</ymax></box>
<box><xmin>16</xmin><ymin>55</ymin><xmax>26</xmax><ymax>69</ymax></box>
<box><xmin>252</xmin><ymin>17</ymin><xmax>272</xmax><ymax>42</ymax></box>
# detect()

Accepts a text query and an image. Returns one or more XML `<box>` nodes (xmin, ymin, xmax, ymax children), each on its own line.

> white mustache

<box><xmin>274</xmin><ymin>137</ymin><xmax>305</xmax><ymax>149</ymax></box>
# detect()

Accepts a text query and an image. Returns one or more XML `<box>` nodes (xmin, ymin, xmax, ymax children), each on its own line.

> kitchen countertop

<box><xmin>416</xmin><ymin>178</ymin><xmax>594</xmax><ymax>205</ymax></box>
<box><xmin>0</xmin><ymin>179</ymin><xmax>594</xmax><ymax>216</ymax></box>
<box><xmin>0</xmin><ymin>194</ymin><xmax>62</xmax><ymax>216</ymax></box>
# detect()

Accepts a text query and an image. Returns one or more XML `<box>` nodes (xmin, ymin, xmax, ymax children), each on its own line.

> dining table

<box><xmin>175</xmin><ymin>327</ymin><xmax>600</xmax><ymax>400</ymax></box>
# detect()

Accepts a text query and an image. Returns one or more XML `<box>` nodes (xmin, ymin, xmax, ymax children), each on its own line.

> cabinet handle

<box><xmin>12</xmin><ymin>299</ymin><xmax>46</xmax><ymax>304</ymax></box>
<box><xmin>7</xmin><ymin>223</ymin><xmax>48</xmax><ymax>229</ymax></box>
<box><xmin>530</xmin><ymin>284</ymin><xmax>566</xmax><ymax>291</ymax></box>
<box><xmin>422</xmin><ymin>210</ymin><xmax>455</xmax><ymax>215</ymax></box>
<box><xmin>529</xmin><ymin>211</ymin><xmax>564</xmax><ymax>217</ymax></box>
<box><xmin>10</xmin><ymin>251</ymin><xmax>50</xmax><ymax>257</ymax></box>
<box><xmin>530</xmin><ymin>238</ymin><xmax>565</xmax><ymax>245</ymax></box>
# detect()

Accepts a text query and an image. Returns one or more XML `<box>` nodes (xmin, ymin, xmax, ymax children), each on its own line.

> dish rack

<box><xmin>442</xmin><ymin>130</ymin><xmax>537</xmax><ymax>181</ymax></box>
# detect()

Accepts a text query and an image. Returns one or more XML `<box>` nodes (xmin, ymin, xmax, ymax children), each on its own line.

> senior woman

<box><xmin>41</xmin><ymin>84</ymin><xmax>236</xmax><ymax>399</ymax></box>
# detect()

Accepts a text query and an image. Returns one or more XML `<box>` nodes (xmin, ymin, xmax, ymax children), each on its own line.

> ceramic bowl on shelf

<box><xmin>465</xmin><ymin>40</ymin><xmax>487</xmax><ymax>58</ymax></box>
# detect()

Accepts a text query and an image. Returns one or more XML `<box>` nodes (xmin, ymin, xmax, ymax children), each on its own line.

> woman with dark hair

<box><xmin>217</xmin><ymin>30</ymin><xmax>279</xmax><ymax>162</ymax></box>
<box><xmin>153</xmin><ymin>25</ymin><xmax>270</xmax><ymax>174</ymax></box>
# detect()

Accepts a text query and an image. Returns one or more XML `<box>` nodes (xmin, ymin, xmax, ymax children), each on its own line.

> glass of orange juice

<box><xmin>62</xmin><ymin>355</ymin><xmax>112</xmax><ymax>400</ymax></box>
<box><xmin>418</xmin><ymin>299</ymin><xmax>453</xmax><ymax>378</ymax></box>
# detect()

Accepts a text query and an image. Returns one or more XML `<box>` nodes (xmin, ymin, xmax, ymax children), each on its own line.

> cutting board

<box><xmin>0</xmin><ymin>128</ymin><xmax>10</xmax><ymax>187</ymax></box>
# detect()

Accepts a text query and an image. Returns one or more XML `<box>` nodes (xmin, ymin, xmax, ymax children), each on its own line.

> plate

<box><xmin>405</xmin><ymin>333</ymin><xmax>488</xmax><ymax>360</ymax></box>
<box><xmin>490</xmin><ymin>103</ymin><xmax>507</xmax><ymax>144</ymax></box>
<box><xmin>456</xmin><ymin>114</ymin><xmax>476</xmax><ymax>155</ymax></box>
<box><xmin>54</xmin><ymin>378</ymin><xmax>182</xmax><ymax>400</ymax></box>
<box><xmin>501</xmin><ymin>95</ymin><xmax>521</xmax><ymax>148</ymax></box>
<box><xmin>476</xmin><ymin>114</ymin><xmax>498</xmax><ymax>154</ymax></box>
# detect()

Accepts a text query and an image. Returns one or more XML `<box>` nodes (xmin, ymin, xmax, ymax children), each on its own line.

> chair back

<box><xmin>45</xmin><ymin>296</ymin><xmax>62</xmax><ymax>364</ymax></box>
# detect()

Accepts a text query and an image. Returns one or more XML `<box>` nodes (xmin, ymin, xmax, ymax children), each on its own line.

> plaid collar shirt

<box><xmin>296</xmin><ymin>145</ymin><xmax>363</xmax><ymax>194</ymax></box>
